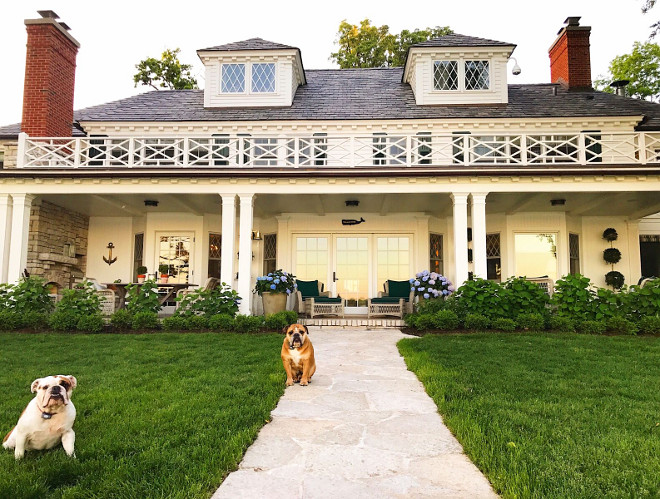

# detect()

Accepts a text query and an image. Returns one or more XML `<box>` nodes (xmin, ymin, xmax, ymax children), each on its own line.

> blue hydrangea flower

<box><xmin>273</xmin><ymin>279</ymin><xmax>280</xmax><ymax>284</ymax></box>
<box><xmin>286</xmin><ymin>289</ymin><xmax>291</xmax><ymax>294</ymax></box>
<box><xmin>266</xmin><ymin>276</ymin><xmax>273</xmax><ymax>281</ymax></box>
<box><xmin>414</xmin><ymin>280</ymin><xmax>420</xmax><ymax>286</ymax></box>
<box><xmin>428</xmin><ymin>279</ymin><xmax>436</xmax><ymax>285</ymax></box>
<box><xmin>423</xmin><ymin>293</ymin><xmax>430</xmax><ymax>299</ymax></box>
<box><xmin>281</xmin><ymin>276</ymin><xmax>287</xmax><ymax>282</ymax></box>
<box><xmin>270</xmin><ymin>284</ymin><xmax>276</xmax><ymax>290</ymax></box>
<box><xmin>442</xmin><ymin>289</ymin><xmax>449</xmax><ymax>295</ymax></box>
<box><xmin>418</xmin><ymin>287</ymin><xmax>425</xmax><ymax>291</ymax></box>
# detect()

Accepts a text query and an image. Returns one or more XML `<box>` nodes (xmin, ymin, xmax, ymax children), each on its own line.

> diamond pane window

<box><xmin>252</xmin><ymin>63</ymin><xmax>276</xmax><ymax>93</ymax></box>
<box><xmin>263</xmin><ymin>233</ymin><xmax>277</xmax><ymax>275</ymax></box>
<box><xmin>429</xmin><ymin>233</ymin><xmax>443</xmax><ymax>274</ymax></box>
<box><xmin>434</xmin><ymin>61</ymin><xmax>458</xmax><ymax>90</ymax></box>
<box><xmin>221</xmin><ymin>63</ymin><xmax>245</xmax><ymax>93</ymax></box>
<box><xmin>465</xmin><ymin>60</ymin><xmax>489</xmax><ymax>90</ymax></box>
<box><xmin>569</xmin><ymin>233</ymin><xmax>580</xmax><ymax>275</ymax></box>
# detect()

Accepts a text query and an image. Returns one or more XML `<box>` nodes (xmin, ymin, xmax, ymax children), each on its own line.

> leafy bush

<box><xmin>162</xmin><ymin>315</ymin><xmax>188</xmax><ymax>331</ymax></box>
<box><xmin>516</xmin><ymin>313</ymin><xmax>546</xmax><ymax>331</ymax></box>
<box><xmin>416</xmin><ymin>297</ymin><xmax>447</xmax><ymax>314</ymax></box>
<box><xmin>264</xmin><ymin>311</ymin><xmax>297</xmax><ymax>331</ymax></box>
<box><xmin>175</xmin><ymin>283</ymin><xmax>240</xmax><ymax>317</ymax></box>
<box><xmin>414</xmin><ymin>314</ymin><xmax>436</xmax><ymax>330</ymax></box>
<box><xmin>48</xmin><ymin>310</ymin><xmax>79</xmax><ymax>331</ymax></box>
<box><xmin>208</xmin><ymin>314</ymin><xmax>235</xmax><ymax>331</ymax></box>
<box><xmin>577</xmin><ymin>320</ymin><xmax>606</xmax><ymax>335</ymax></box>
<box><xmin>22</xmin><ymin>311</ymin><xmax>49</xmax><ymax>331</ymax></box>
<box><xmin>5</xmin><ymin>276</ymin><xmax>54</xmax><ymax>314</ymax></box>
<box><xmin>605</xmin><ymin>271</ymin><xmax>625</xmax><ymax>290</ymax></box>
<box><xmin>232</xmin><ymin>314</ymin><xmax>264</xmax><ymax>333</ymax></box>
<box><xmin>455</xmin><ymin>278</ymin><xmax>512</xmax><ymax>321</ymax></box>
<box><xmin>638</xmin><ymin>316</ymin><xmax>660</xmax><ymax>335</ymax></box>
<box><xmin>0</xmin><ymin>311</ymin><xmax>24</xmax><ymax>330</ymax></box>
<box><xmin>626</xmin><ymin>279</ymin><xmax>660</xmax><ymax>320</ymax></box>
<box><xmin>77</xmin><ymin>314</ymin><xmax>105</xmax><ymax>333</ymax></box>
<box><xmin>549</xmin><ymin>316</ymin><xmax>575</xmax><ymax>333</ymax></box>
<box><xmin>593</xmin><ymin>287</ymin><xmax>626</xmax><ymax>321</ymax></box>
<box><xmin>56</xmin><ymin>281</ymin><xmax>102</xmax><ymax>319</ymax></box>
<box><xmin>187</xmin><ymin>315</ymin><xmax>208</xmax><ymax>330</ymax></box>
<box><xmin>126</xmin><ymin>280</ymin><xmax>161</xmax><ymax>314</ymax></box>
<box><xmin>110</xmin><ymin>309</ymin><xmax>133</xmax><ymax>330</ymax></box>
<box><xmin>492</xmin><ymin>318</ymin><xmax>517</xmax><ymax>332</ymax></box>
<box><xmin>503</xmin><ymin>277</ymin><xmax>550</xmax><ymax>317</ymax></box>
<box><xmin>606</xmin><ymin>316</ymin><xmax>638</xmax><ymax>335</ymax></box>
<box><xmin>254</xmin><ymin>270</ymin><xmax>297</xmax><ymax>295</ymax></box>
<box><xmin>463</xmin><ymin>313</ymin><xmax>490</xmax><ymax>331</ymax></box>
<box><xmin>409</xmin><ymin>271</ymin><xmax>454</xmax><ymax>299</ymax></box>
<box><xmin>433</xmin><ymin>310</ymin><xmax>460</xmax><ymax>330</ymax></box>
<box><xmin>551</xmin><ymin>274</ymin><xmax>597</xmax><ymax>320</ymax></box>
<box><xmin>132</xmin><ymin>311</ymin><xmax>159</xmax><ymax>330</ymax></box>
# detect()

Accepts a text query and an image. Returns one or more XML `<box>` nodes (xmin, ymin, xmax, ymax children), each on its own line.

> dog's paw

<box><xmin>14</xmin><ymin>451</ymin><xmax>24</xmax><ymax>460</ymax></box>
<box><xmin>285</xmin><ymin>378</ymin><xmax>294</xmax><ymax>386</ymax></box>
<box><xmin>300</xmin><ymin>379</ymin><xmax>309</xmax><ymax>386</ymax></box>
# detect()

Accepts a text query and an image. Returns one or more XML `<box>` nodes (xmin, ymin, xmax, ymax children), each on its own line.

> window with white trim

<box><xmin>433</xmin><ymin>61</ymin><xmax>458</xmax><ymax>90</ymax></box>
<box><xmin>221</xmin><ymin>62</ymin><xmax>276</xmax><ymax>94</ymax></box>
<box><xmin>465</xmin><ymin>60</ymin><xmax>489</xmax><ymax>90</ymax></box>
<box><xmin>433</xmin><ymin>59</ymin><xmax>490</xmax><ymax>91</ymax></box>
<box><xmin>221</xmin><ymin>63</ymin><xmax>245</xmax><ymax>93</ymax></box>
<box><xmin>251</xmin><ymin>63</ymin><xmax>276</xmax><ymax>93</ymax></box>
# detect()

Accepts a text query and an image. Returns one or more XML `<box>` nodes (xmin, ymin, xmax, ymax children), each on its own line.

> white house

<box><xmin>1</xmin><ymin>11</ymin><xmax>659</xmax><ymax>316</ymax></box>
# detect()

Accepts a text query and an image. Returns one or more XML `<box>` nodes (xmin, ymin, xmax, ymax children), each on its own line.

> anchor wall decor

<box><xmin>103</xmin><ymin>242</ymin><xmax>118</xmax><ymax>265</ymax></box>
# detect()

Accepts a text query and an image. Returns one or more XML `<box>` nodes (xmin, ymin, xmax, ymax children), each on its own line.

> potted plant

<box><xmin>254</xmin><ymin>270</ymin><xmax>297</xmax><ymax>315</ymax></box>
<box><xmin>158</xmin><ymin>264</ymin><xmax>170</xmax><ymax>284</ymax></box>
<box><xmin>136</xmin><ymin>266</ymin><xmax>148</xmax><ymax>284</ymax></box>
<box><xmin>410</xmin><ymin>271</ymin><xmax>454</xmax><ymax>309</ymax></box>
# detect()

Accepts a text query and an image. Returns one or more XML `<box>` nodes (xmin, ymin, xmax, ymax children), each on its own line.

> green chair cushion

<box><xmin>387</xmin><ymin>280</ymin><xmax>412</xmax><ymax>298</ymax></box>
<box><xmin>309</xmin><ymin>296</ymin><xmax>342</xmax><ymax>303</ymax></box>
<box><xmin>297</xmin><ymin>280</ymin><xmax>320</xmax><ymax>298</ymax></box>
<box><xmin>370</xmin><ymin>297</ymin><xmax>407</xmax><ymax>304</ymax></box>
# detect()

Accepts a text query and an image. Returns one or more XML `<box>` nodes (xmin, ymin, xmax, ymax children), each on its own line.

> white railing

<box><xmin>16</xmin><ymin>132</ymin><xmax>660</xmax><ymax>169</ymax></box>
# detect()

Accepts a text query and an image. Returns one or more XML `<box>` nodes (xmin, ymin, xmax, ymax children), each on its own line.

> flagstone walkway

<box><xmin>212</xmin><ymin>327</ymin><xmax>497</xmax><ymax>498</ymax></box>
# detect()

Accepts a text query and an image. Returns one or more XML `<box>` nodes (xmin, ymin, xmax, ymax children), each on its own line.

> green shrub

<box><xmin>414</xmin><ymin>314</ymin><xmax>436</xmax><ymax>330</ymax></box>
<box><xmin>626</xmin><ymin>279</ymin><xmax>660</xmax><ymax>320</ymax></box>
<box><xmin>264</xmin><ymin>311</ymin><xmax>293</xmax><ymax>331</ymax></box>
<box><xmin>433</xmin><ymin>310</ymin><xmax>459</xmax><ymax>330</ymax></box>
<box><xmin>110</xmin><ymin>309</ymin><xmax>133</xmax><ymax>330</ymax></box>
<box><xmin>549</xmin><ymin>316</ymin><xmax>575</xmax><ymax>333</ymax></box>
<box><xmin>503</xmin><ymin>277</ymin><xmax>550</xmax><ymax>317</ymax></box>
<box><xmin>187</xmin><ymin>315</ymin><xmax>208</xmax><ymax>330</ymax></box>
<box><xmin>56</xmin><ymin>281</ymin><xmax>102</xmax><ymax>319</ymax></box>
<box><xmin>175</xmin><ymin>283</ymin><xmax>240</xmax><ymax>317</ymax></box>
<box><xmin>232</xmin><ymin>315</ymin><xmax>264</xmax><ymax>333</ymax></box>
<box><xmin>48</xmin><ymin>310</ymin><xmax>79</xmax><ymax>331</ymax></box>
<box><xmin>593</xmin><ymin>287</ymin><xmax>627</xmax><ymax>321</ymax></box>
<box><xmin>162</xmin><ymin>315</ymin><xmax>187</xmax><ymax>331</ymax></box>
<box><xmin>0</xmin><ymin>311</ymin><xmax>25</xmax><ymax>330</ymax></box>
<box><xmin>551</xmin><ymin>274</ymin><xmax>597</xmax><ymax>320</ymax></box>
<box><xmin>23</xmin><ymin>311</ymin><xmax>48</xmax><ymax>331</ymax></box>
<box><xmin>132</xmin><ymin>311</ymin><xmax>159</xmax><ymax>330</ymax></box>
<box><xmin>403</xmin><ymin>313</ymin><xmax>419</xmax><ymax>329</ymax></box>
<box><xmin>577</xmin><ymin>320</ymin><xmax>606</xmax><ymax>335</ymax></box>
<box><xmin>492</xmin><ymin>318</ymin><xmax>517</xmax><ymax>332</ymax></box>
<box><xmin>416</xmin><ymin>298</ymin><xmax>447</xmax><ymax>314</ymax></box>
<box><xmin>283</xmin><ymin>310</ymin><xmax>299</xmax><ymax>324</ymax></box>
<box><xmin>6</xmin><ymin>276</ymin><xmax>54</xmax><ymax>315</ymax></box>
<box><xmin>77</xmin><ymin>314</ymin><xmax>105</xmax><ymax>333</ymax></box>
<box><xmin>638</xmin><ymin>316</ymin><xmax>660</xmax><ymax>335</ymax></box>
<box><xmin>516</xmin><ymin>313</ymin><xmax>546</xmax><ymax>331</ymax></box>
<box><xmin>455</xmin><ymin>279</ymin><xmax>512</xmax><ymax>321</ymax></box>
<box><xmin>606</xmin><ymin>316</ymin><xmax>638</xmax><ymax>335</ymax></box>
<box><xmin>208</xmin><ymin>314</ymin><xmax>235</xmax><ymax>331</ymax></box>
<box><xmin>463</xmin><ymin>313</ymin><xmax>490</xmax><ymax>331</ymax></box>
<box><xmin>126</xmin><ymin>280</ymin><xmax>161</xmax><ymax>315</ymax></box>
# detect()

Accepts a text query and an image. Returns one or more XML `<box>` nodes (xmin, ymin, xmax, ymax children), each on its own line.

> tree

<box><xmin>133</xmin><ymin>48</ymin><xmax>198</xmax><ymax>90</ymax></box>
<box><xmin>330</xmin><ymin>19</ymin><xmax>452</xmax><ymax>68</ymax></box>
<box><xmin>641</xmin><ymin>0</ymin><xmax>660</xmax><ymax>38</ymax></box>
<box><xmin>594</xmin><ymin>42</ymin><xmax>660</xmax><ymax>101</ymax></box>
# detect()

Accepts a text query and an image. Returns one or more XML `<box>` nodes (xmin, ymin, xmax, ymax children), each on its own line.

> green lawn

<box><xmin>0</xmin><ymin>333</ymin><xmax>285</xmax><ymax>498</ymax></box>
<box><xmin>398</xmin><ymin>333</ymin><xmax>660</xmax><ymax>498</ymax></box>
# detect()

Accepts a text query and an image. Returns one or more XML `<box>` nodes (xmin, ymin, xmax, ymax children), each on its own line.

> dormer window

<box><xmin>252</xmin><ymin>63</ymin><xmax>276</xmax><ymax>92</ymax></box>
<box><xmin>220</xmin><ymin>62</ymin><xmax>276</xmax><ymax>94</ymax></box>
<box><xmin>433</xmin><ymin>59</ymin><xmax>490</xmax><ymax>91</ymax></box>
<box><xmin>221</xmin><ymin>63</ymin><xmax>245</xmax><ymax>93</ymax></box>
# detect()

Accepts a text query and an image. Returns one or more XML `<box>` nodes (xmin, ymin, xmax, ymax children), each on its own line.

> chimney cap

<box><xmin>564</xmin><ymin>16</ymin><xmax>581</xmax><ymax>26</ymax></box>
<box><xmin>59</xmin><ymin>22</ymin><xmax>71</xmax><ymax>31</ymax></box>
<box><xmin>37</xmin><ymin>10</ymin><xmax>60</xmax><ymax>20</ymax></box>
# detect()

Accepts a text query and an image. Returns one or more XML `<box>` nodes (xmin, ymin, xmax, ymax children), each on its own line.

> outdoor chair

<box><xmin>175</xmin><ymin>277</ymin><xmax>220</xmax><ymax>309</ymax></box>
<box><xmin>295</xmin><ymin>279</ymin><xmax>344</xmax><ymax>318</ymax></box>
<box><xmin>368</xmin><ymin>280</ymin><xmax>414</xmax><ymax>318</ymax></box>
<box><xmin>96</xmin><ymin>289</ymin><xmax>116</xmax><ymax>316</ymax></box>
<box><xmin>526</xmin><ymin>277</ymin><xmax>554</xmax><ymax>297</ymax></box>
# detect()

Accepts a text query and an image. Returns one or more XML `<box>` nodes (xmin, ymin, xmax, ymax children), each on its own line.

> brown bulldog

<box><xmin>281</xmin><ymin>324</ymin><xmax>316</xmax><ymax>386</ymax></box>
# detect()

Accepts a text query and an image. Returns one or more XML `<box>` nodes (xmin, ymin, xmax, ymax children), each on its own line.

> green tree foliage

<box><xmin>330</xmin><ymin>19</ymin><xmax>452</xmax><ymax>68</ymax></box>
<box><xmin>594</xmin><ymin>41</ymin><xmax>660</xmax><ymax>101</ymax></box>
<box><xmin>642</xmin><ymin>0</ymin><xmax>660</xmax><ymax>38</ymax></box>
<box><xmin>133</xmin><ymin>48</ymin><xmax>198</xmax><ymax>90</ymax></box>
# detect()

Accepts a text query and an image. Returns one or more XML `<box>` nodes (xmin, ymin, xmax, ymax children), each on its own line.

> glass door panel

<box><xmin>335</xmin><ymin>236</ymin><xmax>369</xmax><ymax>313</ymax></box>
<box><xmin>376</xmin><ymin>236</ymin><xmax>411</xmax><ymax>293</ymax></box>
<box><xmin>294</xmin><ymin>237</ymin><xmax>330</xmax><ymax>287</ymax></box>
<box><xmin>158</xmin><ymin>234</ymin><xmax>193</xmax><ymax>284</ymax></box>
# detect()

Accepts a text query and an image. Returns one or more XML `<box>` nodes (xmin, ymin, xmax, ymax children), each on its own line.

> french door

<box><xmin>156</xmin><ymin>233</ymin><xmax>194</xmax><ymax>284</ymax></box>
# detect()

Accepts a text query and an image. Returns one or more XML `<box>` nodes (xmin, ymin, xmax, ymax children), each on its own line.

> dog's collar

<box><xmin>38</xmin><ymin>407</ymin><xmax>55</xmax><ymax>419</ymax></box>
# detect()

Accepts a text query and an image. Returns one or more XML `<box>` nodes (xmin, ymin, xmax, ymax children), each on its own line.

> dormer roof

<box><xmin>410</xmin><ymin>33</ymin><xmax>516</xmax><ymax>49</ymax></box>
<box><xmin>200</xmin><ymin>37</ymin><xmax>298</xmax><ymax>52</ymax></box>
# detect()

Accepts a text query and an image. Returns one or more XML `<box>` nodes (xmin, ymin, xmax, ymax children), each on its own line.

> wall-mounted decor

<box><xmin>341</xmin><ymin>217</ymin><xmax>365</xmax><ymax>226</ymax></box>
<box><xmin>103</xmin><ymin>242</ymin><xmax>117</xmax><ymax>265</ymax></box>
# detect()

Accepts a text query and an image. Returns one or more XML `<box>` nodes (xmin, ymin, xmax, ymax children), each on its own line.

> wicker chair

<box><xmin>96</xmin><ymin>289</ymin><xmax>116</xmax><ymax>316</ymax></box>
<box><xmin>526</xmin><ymin>277</ymin><xmax>555</xmax><ymax>297</ymax></box>
<box><xmin>296</xmin><ymin>279</ymin><xmax>344</xmax><ymax>318</ymax></box>
<box><xmin>368</xmin><ymin>280</ymin><xmax>414</xmax><ymax>318</ymax></box>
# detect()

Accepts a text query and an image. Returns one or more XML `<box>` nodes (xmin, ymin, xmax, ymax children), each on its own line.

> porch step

<box><xmin>299</xmin><ymin>316</ymin><xmax>404</xmax><ymax>328</ymax></box>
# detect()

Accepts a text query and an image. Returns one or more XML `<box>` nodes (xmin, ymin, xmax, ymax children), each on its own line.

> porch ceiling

<box><xmin>36</xmin><ymin>191</ymin><xmax>660</xmax><ymax>220</ymax></box>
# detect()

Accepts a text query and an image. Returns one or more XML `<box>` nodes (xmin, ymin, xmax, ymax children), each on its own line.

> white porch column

<box><xmin>0</xmin><ymin>195</ymin><xmax>13</xmax><ymax>283</ymax></box>
<box><xmin>451</xmin><ymin>193</ymin><xmax>469</xmax><ymax>286</ymax></box>
<box><xmin>220</xmin><ymin>194</ymin><xmax>236</xmax><ymax>287</ymax></box>
<box><xmin>7</xmin><ymin>194</ymin><xmax>35</xmax><ymax>283</ymax></box>
<box><xmin>237</xmin><ymin>194</ymin><xmax>254</xmax><ymax>315</ymax></box>
<box><xmin>471</xmin><ymin>193</ymin><xmax>488</xmax><ymax>279</ymax></box>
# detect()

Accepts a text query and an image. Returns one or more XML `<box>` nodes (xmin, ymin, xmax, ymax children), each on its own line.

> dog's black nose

<box><xmin>51</xmin><ymin>385</ymin><xmax>61</xmax><ymax>393</ymax></box>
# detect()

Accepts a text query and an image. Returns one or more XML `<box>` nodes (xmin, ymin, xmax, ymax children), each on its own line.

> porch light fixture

<box><xmin>144</xmin><ymin>199</ymin><xmax>159</xmax><ymax>207</ymax></box>
<box><xmin>252</xmin><ymin>231</ymin><xmax>262</xmax><ymax>240</ymax></box>
<box><xmin>550</xmin><ymin>199</ymin><xmax>566</xmax><ymax>206</ymax></box>
<box><xmin>345</xmin><ymin>200</ymin><xmax>359</xmax><ymax>207</ymax></box>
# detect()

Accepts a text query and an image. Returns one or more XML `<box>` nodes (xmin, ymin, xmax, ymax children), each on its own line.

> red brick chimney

<box><xmin>22</xmin><ymin>11</ymin><xmax>80</xmax><ymax>137</ymax></box>
<box><xmin>548</xmin><ymin>16</ymin><xmax>592</xmax><ymax>89</ymax></box>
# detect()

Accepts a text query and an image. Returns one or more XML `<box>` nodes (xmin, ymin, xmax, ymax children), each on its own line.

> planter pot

<box><xmin>262</xmin><ymin>291</ymin><xmax>287</xmax><ymax>315</ymax></box>
<box><xmin>159</xmin><ymin>275</ymin><xmax>169</xmax><ymax>284</ymax></box>
<box><xmin>137</xmin><ymin>276</ymin><xmax>146</xmax><ymax>284</ymax></box>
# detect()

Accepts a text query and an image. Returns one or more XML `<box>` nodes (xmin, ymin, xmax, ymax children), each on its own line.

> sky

<box><xmin>0</xmin><ymin>0</ymin><xmax>657</xmax><ymax>125</ymax></box>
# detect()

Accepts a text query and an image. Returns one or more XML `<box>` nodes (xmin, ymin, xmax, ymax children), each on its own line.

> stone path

<box><xmin>212</xmin><ymin>327</ymin><xmax>497</xmax><ymax>498</ymax></box>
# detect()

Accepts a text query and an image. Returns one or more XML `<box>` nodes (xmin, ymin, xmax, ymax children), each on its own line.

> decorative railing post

<box><xmin>349</xmin><ymin>136</ymin><xmax>355</xmax><ymax>167</ymax></box>
<box><xmin>73</xmin><ymin>138</ymin><xmax>81</xmax><ymax>168</ymax></box>
<box><xmin>127</xmin><ymin>138</ymin><xmax>135</xmax><ymax>168</ymax></box>
<box><xmin>182</xmin><ymin>137</ymin><xmax>190</xmax><ymax>167</ymax></box>
<box><xmin>17</xmin><ymin>132</ymin><xmax>27</xmax><ymax>168</ymax></box>
<box><xmin>638</xmin><ymin>132</ymin><xmax>647</xmax><ymax>165</ymax></box>
<box><xmin>405</xmin><ymin>135</ymin><xmax>412</xmax><ymax>167</ymax></box>
<box><xmin>577</xmin><ymin>133</ymin><xmax>587</xmax><ymax>164</ymax></box>
<box><xmin>520</xmin><ymin>134</ymin><xmax>528</xmax><ymax>165</ymax></box>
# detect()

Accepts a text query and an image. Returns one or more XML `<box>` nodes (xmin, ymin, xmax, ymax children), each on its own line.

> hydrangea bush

<box><xmin>254</xmin><ymin>270</ymin><xmax>297</xmax><ymax>295</ymax></box>
<box><xmin>409</xmin><ymin>271</ymin><xmax>454</xmax><ymax>299</ymax></box>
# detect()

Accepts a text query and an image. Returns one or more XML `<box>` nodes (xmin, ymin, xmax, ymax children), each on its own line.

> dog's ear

<box><xmin>302</xmin><ymin>325</ymin><xmax>309</xmax><ymax>335</ymax></box>
<box><xmin>65</xmin><ymin>376</ymin><xmax>77</xmax><ymax>390</ymax></box>
<box><xmin>282</xmin><ymin>326</ymin><xmax>289</xmax><ymax>335</ymax></box>
<box><xmin>31</xmin><ymin>379</ymin><xmax>41</xmax><ymax>393</ymax></box>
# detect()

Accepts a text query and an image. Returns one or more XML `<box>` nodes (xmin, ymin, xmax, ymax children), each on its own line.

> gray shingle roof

<box><xmin>411</xmin><ymin>33</ymin><xmax>515</xmax><ymax>48</ymax></box>
<box><xmin>199</xmin><ymin>37</ymin><xmax>298</xmax><ymax>52</ymax></box>
<box><xmin>0</xmin><ymin>123</ymin><xmax>85</xmax><ymax>139</ymax></box>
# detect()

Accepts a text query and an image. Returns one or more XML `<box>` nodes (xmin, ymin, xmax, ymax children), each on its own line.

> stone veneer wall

<box><xmin>27</xmin><ymin>200</ymin><xmax>89</xmax><ymax>288</ymax></box>
<box><xmin>0</xmin><ymin>140</ymin><xmax>18</xmax><ymax>168</ymax></box>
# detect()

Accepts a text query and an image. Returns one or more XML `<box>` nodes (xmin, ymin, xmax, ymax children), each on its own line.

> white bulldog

<box><xmin>3</xmin><ymin>375</ymin><xmax>77</xmax><ymax>460</ymax></box>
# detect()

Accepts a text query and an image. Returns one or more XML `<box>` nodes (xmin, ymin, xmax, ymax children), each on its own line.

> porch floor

<box><xmin>299</xmin><ymin>315</ymin><xmax>405</xmax><ymax>328</ymax></box>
